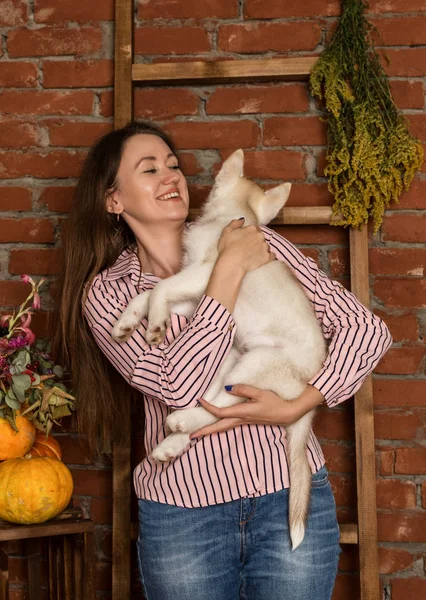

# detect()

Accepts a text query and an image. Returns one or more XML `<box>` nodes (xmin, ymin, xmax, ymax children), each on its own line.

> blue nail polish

<box><xmin>224</xmin><ymin>385</ymin><xmax>233</xmax><ymax>391</ymax></box>
<box><xmin>238</xmin><ymin>217</ymin><xmax>245</xmax><ymax>220</ymax></box>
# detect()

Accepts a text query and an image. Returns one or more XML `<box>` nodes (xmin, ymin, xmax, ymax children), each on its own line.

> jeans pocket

<box><xmin>310</xmin><ymin>465</ymin><xmax>329</xmax><ymax>488</ymax></box>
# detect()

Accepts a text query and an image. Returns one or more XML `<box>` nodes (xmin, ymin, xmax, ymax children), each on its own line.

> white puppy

<box><xmin>113</xmin><ymin>150</ymin><xmax>326</xmax><ymax>549</ymax></box>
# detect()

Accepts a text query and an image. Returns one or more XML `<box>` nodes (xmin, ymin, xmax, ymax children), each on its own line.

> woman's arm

<box><xmin>84</xmin><ymin>220</ymin><xmax>273</xmax><ymax>410</ymax></box>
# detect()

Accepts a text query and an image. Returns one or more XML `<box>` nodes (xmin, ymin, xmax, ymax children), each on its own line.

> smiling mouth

<box><xmin>158</xmin><ymin>191</ymin><xmax>181</xmax><ymax>200</ymax></box>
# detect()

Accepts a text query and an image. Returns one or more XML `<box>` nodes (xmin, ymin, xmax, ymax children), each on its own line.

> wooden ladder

<box><xmin>111</xmin><ymin>1</ymin><xmax>380</xmax><ymax>597</ymax></box>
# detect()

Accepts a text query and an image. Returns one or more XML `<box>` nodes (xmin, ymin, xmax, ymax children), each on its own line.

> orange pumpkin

<box><xmin>0</xmin><ymin>456</ymin><xmax>73</xmax><ymax>524</ymax></box>
<box><xmin>29</xmin><ymin>432</ymin><xmax>62</xmax><ymax>460</ymax></box>
<box><xmin>0</xmin><ymin>414</ymin><xmax>36</xmax><ymax>460</ymax></box>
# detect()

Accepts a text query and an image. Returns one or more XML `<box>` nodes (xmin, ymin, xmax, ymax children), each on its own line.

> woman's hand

<box><xmin>217</xmin><ymin>218</ymin><xmax>275</xmax><ymax>275</ymax></box>
<box><xmin>190</xmin><ymin>384</ymin><xmax>326</xmax><ymax>439</ymax></box>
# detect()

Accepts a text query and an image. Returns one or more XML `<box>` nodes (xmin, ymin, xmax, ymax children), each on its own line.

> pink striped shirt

<box><xmin>84</xmin><ymin>226</ymin><xmax>392</xmax><ymax>507</ymax></box>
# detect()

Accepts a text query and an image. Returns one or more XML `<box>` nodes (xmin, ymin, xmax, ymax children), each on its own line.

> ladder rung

<box><xmin>130</xmin><ymin>520</ymin><xmax>358</xmax><ymax>544</ymax></box>
<box><xmin>132</xmin><ymin>57</ymin><xmax>319</xmax><ymax>84</ymax></box>
<box><xmin>189</xmin><ymin>206</ymin><xmax>338</xmax><ymax>226</ymax></box>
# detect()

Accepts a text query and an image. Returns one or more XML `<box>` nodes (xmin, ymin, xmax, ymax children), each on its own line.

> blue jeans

<box><xmin>137</xmin><ymin>466</ymin><xmax>341</xmax><ymax>600</ymax></box>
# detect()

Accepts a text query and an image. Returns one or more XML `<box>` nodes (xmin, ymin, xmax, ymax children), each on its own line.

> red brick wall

<box><xmin>0</xmin><ymin>1</ymin><xmax>425</xmax><ymax>598</ymax></box>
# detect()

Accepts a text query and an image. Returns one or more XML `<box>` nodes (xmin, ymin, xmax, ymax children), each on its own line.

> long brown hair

<box><xmin>51</xmin><ymin>121</ymin><xmax>177</xmax><ymax>458</ymax></box>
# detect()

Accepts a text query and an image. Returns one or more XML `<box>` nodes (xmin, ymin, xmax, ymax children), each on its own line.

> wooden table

<box><xmin>0</xmin><ymin>508</ymin><xmax>95</xmax><ymax>600</ymax></box>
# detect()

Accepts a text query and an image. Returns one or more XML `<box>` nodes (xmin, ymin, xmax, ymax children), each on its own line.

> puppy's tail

<box><xmin>287</xmin><ymin>410</ymin><xmax>315</xmax><ymax>551</ymax></box>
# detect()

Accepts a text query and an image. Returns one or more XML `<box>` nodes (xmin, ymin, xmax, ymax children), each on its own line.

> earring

<box><xmin>116</xmin><ymin>213</ymin><xmax>120</xmax><ymax>222</ymax></box>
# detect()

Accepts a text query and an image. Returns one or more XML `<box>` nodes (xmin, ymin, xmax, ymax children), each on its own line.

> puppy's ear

<box><xmin>217</xmin><ymin>149</ymin><xmax>244</xmax><ymax>180</ymax></box>
<box><xmin>252</xmin><ymin>183</ymin><xmax>292</xmax><ymax>225</ymax></box>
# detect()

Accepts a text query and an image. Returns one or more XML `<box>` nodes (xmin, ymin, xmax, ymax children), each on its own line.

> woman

<box><xmin>54</xmin><ymin>121</ymin><xmax>392</xmax><ymax>600</ymax></box>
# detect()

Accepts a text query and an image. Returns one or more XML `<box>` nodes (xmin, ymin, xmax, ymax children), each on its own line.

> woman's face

<box><xmin>109</xmin><ymin>133</ymin><xmax>189</xmax><ymax>227</ymax></box>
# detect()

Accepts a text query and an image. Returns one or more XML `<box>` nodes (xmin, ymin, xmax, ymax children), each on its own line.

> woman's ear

<box><xmin>105</xmin><ymin>190</ymin><xmax>122</xmax><ymax>216</ymax></box>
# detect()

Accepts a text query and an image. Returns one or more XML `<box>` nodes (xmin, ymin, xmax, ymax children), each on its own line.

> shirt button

<box><xmin>228</xmin><ymin>323</ymin><xmax>234</xmax><ymax>331</ymax></box>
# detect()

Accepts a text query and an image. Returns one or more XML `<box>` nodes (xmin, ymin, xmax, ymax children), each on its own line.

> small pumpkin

<box><xmin>29</xmin><ymin>432</ymin><xmax>62</xmax><ymax>461</ymax></box>
<box><xmin>0</xmin><ymin>456</ymin><xmax>73</xmax><ymax>524</ymax></box>
<box><xmin>0</xmin><ymin>414</ymin><xmax>36</xmax><ymax>460</ymax></box>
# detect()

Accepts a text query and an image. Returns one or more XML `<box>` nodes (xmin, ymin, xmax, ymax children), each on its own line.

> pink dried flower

<box><xmin>20</xmin><ymin>274</ymin><xmax>35</xmax><ymax>286</ymax></box>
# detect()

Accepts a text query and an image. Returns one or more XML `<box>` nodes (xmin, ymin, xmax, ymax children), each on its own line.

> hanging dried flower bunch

<box><xmin>310</xmin><ymin>0</ymin><xmax>423</xmax><ymax>232</ymax></box>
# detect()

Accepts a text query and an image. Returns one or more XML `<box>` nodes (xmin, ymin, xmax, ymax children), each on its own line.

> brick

<box><xmin>374</xmin><ymin>311</ymin><xmax>418</xmax><ymax>343</ymax></box>
<box><xmin>90</xmin><ymin>497</ymin><xmax>112</xmax><ymax>524</ymax></box>
<box><xmin>70</xmin><ymin>467</ymin><xmax>112</xmax><ymax>497</ymax></box>
<box><xmin>369</xmin><ymin>0</ymin><xmax>426</xmax><ymax>11</ymax></box>
<box><xmin>95</xmin><ymin>561</ymin><xmax>112</xmax><ymax>591</ymax></box>
<box><xmin>370</xmin><ymin>248</ymin><xmax>426</xmax><ymax>277</ymax></box>
<box><xmin>0</xmin><ymin>0</ymin><xmax>28</xmax><ymax>26</ymax></box>
<box><xmin>206</xmin><ymin>84</ymin><xmax>309</xmax><ymax>115</ymax></box>
<box><xmin>46</xmin><ymin>120</ymin><xmax>113</xmax><ymax>147</ymax></box>
<box><xmin>0</xmin><ymin>91</ymin><xmax>93</xmax><ymax>115</ymax></box>
<box><xmin>288</xmin><ymin>183</ymin><xmax>333</xmax><ymax>207</ymax></box>
<box><xmin>218</xmin><ymin>22</ymin><xmax>323</xmax><ymax>53</ymax></box>
<box><xmin>376</xmin><ymin>479</ymin><xmax>417</xmax><ymax>509</ymax></box>
<box><xmin>378</xmin><ymin>547</ymin><xmax>415</xmax><ymax>574</ymax></box>
<box><xmin>264</xmin><ymin>117</ymin><xmax>327</xmax><ymax>146</ymax></box>
<box><xmin>42</xmin><ymin>59</ymin><xmax>113</xmax><ymax>88</ymax></box>
<box><xmin>378</xmin><ymin>447</ymin><xmax>395</xmax><ymax>476</ymax></box>
<box><xmin>338</xmin><ymin>545</ymin><xmax>359</xmax><ymax>572</ymax></box>
<box><xmin>99</xmin><ymin>90</ymin><xmax>113</xmax><ymax>118</ymax></box>
<box><xmin>0</xmin><ymin>119</ymin><xmax>43</xmax><ymax>148</ymax></box>
<box><xmin>165</xmin><ymin>120</ymin><xmax>260</xmax><ymax>150</ymax></box>
<box><xmin>9</xmin><ymin>248</ymin><xmax>61</xmax><ymax>275</ymax></box>
<box><xmin>0</xmin><ymin>218</ymin><xmax>54</xmax><ymax>243</ymax></box>
<box><xmin>0</xmin><ymin>62</ymin><xmax>37</xmax><ymax>87</ymax></box>
<box><xmin>392</xmin><ymin>578</ymin><xmax>426</xmax><ymax>599</ymax></box>
<box><xmin>314</xmin><ymin>406</ymin><xmax>354</xmax><ymax>441</ymax></box>
<box><xmin>135</xmin><ymin>27</ymin><xmax>210</xmax><ymax>55</ymax></box>
<box><xmin>188</xmin><ymin>184</ymin><xmax>211</xmax><ymax>208</ymax></box>
<box><xmin>374</xmin><ymin>346</ymin><xmax>425</xmax><ymax>375</ymax></box>
<box><xmin>375</xmin><ymin>278</ymin><xmax>426</xmax><ymax>308</ymax></box>
<box><xmin>38</xmin><ymin>186</ymin><xmax>74</xmax><ymax>212</ymax></box>
<box><xmin>134</xmin><ymin>88</ymin><xmax>199</xmax><ymax>120</ymax></box>
<box><xmin>0</xmin><ymin>187</ymin><xmax>32</xmax><ymax>211</ymax></box>
<box><xmin>378</xmin><ymin>513</ymin><xmax>426</xmax><ymax>542</ymax></box>
<box><xmin>272</xmin><ymin>223</ymin><xmax>346</xmax><ymax>245</ymax></box>
<box><xmin>178</xmin><ymin>153</ymin><xmax>203</xmax><ymax>177</ymax></box>
<box><xmin>395</xmin><ymin>179</ymin><xmax>426</xmax><ymax>210</ymax></box>
<box><xmin>321</xmin><ymin>443</ymin><xmax>355</xmax><ymax>473</ymax></box>
<box><xmin>395</xmin><ymin>447</ymin><xmax>426</xmax><ymax>474</ymax></box>
<box><xmin>381</xmin><ymin>48</ymin><xmax>426</xmax><ymax>77</ymax></box>
<box><xmin>55</xmin><ymin>434</ymin><xmax>91</xmax><ymax>465</ymax></box>
<box><xmin>34</xmin><ymin>0</ymin><xmax>114</xmax><ymax>22</ymax></box>
<box><xmin>245</xmin><ymin>0</ymin><xmax>340</xmax><ymax>18</ymax></box>
<box><xmin>373</xmin><ymin>379</ymin><xmax>426</xmax><ymax>408</ymax></box>
<box><xmin>382</xmin><ymin>213</ymin><xmax>426</xmax><ymax>243</ymax></box>
<box><xmin>138</xmin><ymin>0</ymin><xmax>239</xmax><ymax>19</ymax></box>
<box><xmin>220</xmin><ymin>149</ymin><xmax>305</xmax><ymax>181</ymax></box>
<box><xmin>0</xmin><ymin>281</ymin><xmax>30</xmax><ymax>306</ymax></box>
<box><xmin>329</xmin><ymin>474</ymin><xmax>356</xmax><ymax>507</ymax></box>
<box><xmin>371</xmin><ymin>16</ymin><xmax>426</xmax><ymax>46</ymax></box>
<box><xmin>390</xmin><ymin>80</ymin><xmax>424</xmax><ymax>110</ymax></box>
<box><xmin>0</xmin><ymin>150</ymin><xmax>86</xmax><ymax>179</ymax></box>
<box><xmin>7</xmin><ymin>27</ymin><xmax>102</xmax><ymax>58</ymax></box>
<box><xmin>374</xmin><ymin>411</ymin><xmax>422</xmax><ymax>441</ymax></box>
<box><xmin>407</xmin><ymin>113</ymin><xmax>426</xmax><ymax>142</ymax></box>
<box><xmin>423</xmin><ymin>482</ymin><xmax>426</xmax><ymax>508</ymax></box>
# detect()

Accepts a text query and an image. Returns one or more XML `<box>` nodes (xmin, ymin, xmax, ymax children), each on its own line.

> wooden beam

<box><xmin>132</xmin><ymin>57</ymin><xmax>318</xmax><ymax>85</ymax></box>
<box><xmin>113</xmin><ymin>0</ymin><xmax>133</xmax><ymax>598</ymax></box>
<box><xmin>189</xmin><ymin>206</ymin><xmax>340</xmax><ymax>226</ymax></box>
<box><xmin>114</xmin><ymin>0</ymin><xmax>133</xmax><ymax>128</ymax></box>
<box><xmin>350</xmin><ymin>226</ymin><xmax>381</xmax><ymax>600</ymax></box>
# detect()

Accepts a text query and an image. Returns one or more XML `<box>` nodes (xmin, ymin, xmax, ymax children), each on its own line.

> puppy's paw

<box><xmin>112</xmin><ymin>314</ymin><xmax>140</xmax><ymax>342</ymax></box>
<box><xmin>166</xmin><ymin>411</ymin><xmax>191</xmax><ymax>433</ymax></box>
<box><xmin>151</xmin><ymin>433</ymin><xmax>190</xmax><ymax>462</ymax></box>
<box><xmin>146</xmin><ymin>320</ymin><xmax>169</xmax><ymax>345</ymax></box>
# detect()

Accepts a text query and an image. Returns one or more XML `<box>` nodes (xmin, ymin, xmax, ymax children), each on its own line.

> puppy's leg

<box><xmin>112</xmin><ymin>290</ymin><xmax>151</xmax><ymax>342</ymax></box>
<box><xmin>166</xmin><ymin>349</ymin><xmax>240</xmax><ymax>434</ymax></box>
<box><xmin>147</xmin><ymin>263</ymin><xmax>213</xmax><ymax>344</ymax></box>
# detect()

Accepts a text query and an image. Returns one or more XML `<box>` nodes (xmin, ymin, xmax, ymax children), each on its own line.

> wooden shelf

<box><xmin>130</xmin><ymin>520</ymin><xmax>357</xmax><ymax>544</ymax></box>
<box><xmin>132</xmin><ymin>57</ymin><xmax>318</xmax><ymax>84</ymax></box>
<box><xmin>189</xmin><ymin>206</ymin><xmax>339</xmax><ymax>226</ymax></box>
<box><xmin>0</xmin><ymin>519</ymin><xmax>94</xmax><ymax>542</ymax></box>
